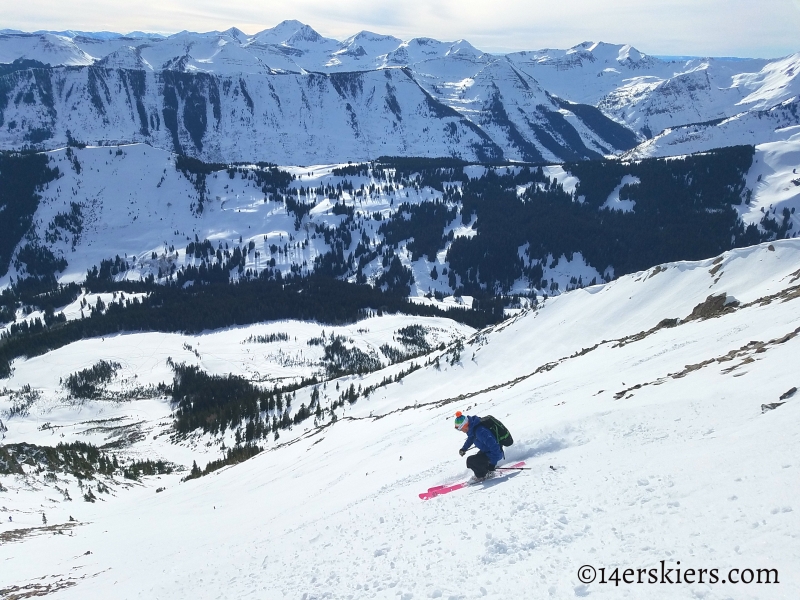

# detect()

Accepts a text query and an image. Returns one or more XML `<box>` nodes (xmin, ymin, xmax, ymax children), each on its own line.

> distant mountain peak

<box><xmin>97</xmin><ymin>45</ymin><xmax>151</xmax><ymax>70</ymax></box>
<box><xmin>251</xmin><ymin>20</ymin><xmax>325</xmax><ymax>47</ymax></box>
<box><xmin>274</xmin><ymin>19</ymin><xmax>307</xmax><ymax>30</ymax></box>
<box><xmin>287</xmin><ymin>24</ymin><xmax>323</xmax><ymax>45</ymax></box>
<box><xmin>346</xmin><ymin>30</ymin><xmax>402</xmax><ymax>44</ymax></box>
<box><xmin>222</xmin><ymin>27</ymin><xmax>249</xmax><ymax>43</ymax></box>
<box><xmin>446</xmin><ymin>39</ymin><xmax>482</xmax><ymax>58</ymax></box>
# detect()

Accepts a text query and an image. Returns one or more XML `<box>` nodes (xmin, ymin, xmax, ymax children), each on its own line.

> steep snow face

<box><xmin>95</xmin><ymin>46</ymin><xmax>153</xmax><ymax>70</ymax></box>
<box><xmin>1</xmin><ymin>240</ymin><xmax>799</xmax><ymax>598</ymax></box>
<box><xmin>626</xmin><ymin>99</ymin><xmax>800</xmax><ymax>159</ymax></box>
<box><xmin>734</xmin><ymin>52</ymin><xmax>800</xmax><ymax>109</ymax></box>
<box><xmin>0</xmin><ymin>67</ymin><xmax>502</xmax><ymax>163</ymax></box>
<box><xmin>419</xmin><ymin>59</ymin><xmax>608</xmax><ymax>163</ymax></box>
<box><xmin>0</xmin><ymin>57</ymin><xmax>633</xmax><ymax>164</ymax></box>
<box><xmin>600</xmin><ymin>67</ymin><xmax>742</xmax><ymax>135</ymax></box>
<box><xmin>329</xmin><ymin>31</ymin><xmax>404</xmax><ymax>70</ymax></box>
<box><xmin>0</xmin><ymin>61</ymin><xmax>632</xmax><ymax>163</ymax></box>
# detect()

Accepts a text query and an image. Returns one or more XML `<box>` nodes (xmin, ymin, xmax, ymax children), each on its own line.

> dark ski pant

<box><xmin>466</xmin><ymin>451</ymin><xmax>495</xmax><ymax>479</ymax></box>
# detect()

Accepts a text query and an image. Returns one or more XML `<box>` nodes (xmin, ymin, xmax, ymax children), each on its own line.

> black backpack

<box><xmin>480</xmin><ymin>415</ymin><xmax>513</xmax><ymax>447</ymax></box>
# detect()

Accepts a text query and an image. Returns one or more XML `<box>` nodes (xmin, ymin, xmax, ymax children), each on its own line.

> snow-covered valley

<box><xmin>2</xmin><ymin>239</ymin><xmax>799</xmax><ymax>599</ymax></box>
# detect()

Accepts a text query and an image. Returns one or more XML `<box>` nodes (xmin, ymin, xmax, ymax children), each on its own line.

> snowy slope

<box><xmin>0</xmin><ymin>65</ymin><xmax>508</xmax><ymax>163</ymax></box>
<box><xmin>506</xmin><ymin>41</ymin><xmax>673</xmax><ymax>106</ymax></box>
<box><xmin>0</xmin><ymin>144</ymin><xmax>483</xmax><ymax>296</ymax></box>
<box><xmin>0</xmin><ymin>32</ymin><xmax>94</xmax><ymax>66</ymax></box>
<box><xmin>0</xmin><ymin>144</ymin><xmax>607</xmax><ymax>296</ymax></box>
<box><xmin>0</xmin><ymin>61</ymin><xmax>630</xmax><ymax>163</ymax></box>
<box><xmin>734</xmin><ymin>52</ymin><xmax>800</xmax><ymax>110</ymax></box>
<box><xmin>739</xmin><ymin>133</ymin><xmax>800</xmax><ymax>230</ymax></box>
<box><xmin>3</xmin><ymin>142</ymin><xmax>797</xmax><ymax>301</ymax></box>
<box><xmin>1</xmin><ymin>239</ymin><xmax>799</xmax><ymax>598</ymax></box>
<box><xmin>506</xmin><ymin>42</ymin><xmax>800</xmax><ymax>144</ymax></box>
<box><xmin>627</xmin><ymin>99</ymin><xmax>800</xmax><ymax>159</ymax></box>
<box><xmin>418</xmin><ymin>59</ymin><xmax>617</xmax><ymax>163</ymax></box>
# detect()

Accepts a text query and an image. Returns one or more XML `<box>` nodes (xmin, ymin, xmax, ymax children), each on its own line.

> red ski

<box><xmin>419</xmin><ymin>462</ymin><xmax>526</xmax><ymax>500</ymax></box>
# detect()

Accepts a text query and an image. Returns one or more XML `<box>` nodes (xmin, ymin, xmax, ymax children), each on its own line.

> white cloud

<box><xmin>4</xmin><ymin>0</ymin><xmax>800</xmax><ymax>58</ymax></box>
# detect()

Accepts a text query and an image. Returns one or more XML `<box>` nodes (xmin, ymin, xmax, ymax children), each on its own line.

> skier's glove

<box><xmin>459</xmin><ymin>449</ymin><xmax>466</xmax><ymax>457</ymax></box>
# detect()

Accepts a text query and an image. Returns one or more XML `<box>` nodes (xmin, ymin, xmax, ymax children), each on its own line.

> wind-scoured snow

<box><xmin>1</xmin><ymin>239</ymin><xmax>799</xmax><ymax>598</ymax></box>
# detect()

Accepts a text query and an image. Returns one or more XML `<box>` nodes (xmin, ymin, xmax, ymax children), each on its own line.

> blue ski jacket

<box><xmin>460</xmin><ymin>415</ymin><xmax>504</xmax><ymax>465</ymax></box>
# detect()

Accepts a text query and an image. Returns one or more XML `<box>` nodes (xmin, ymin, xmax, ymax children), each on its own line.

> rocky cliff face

<box><xmin>0</xmin><ymin>61</ymin><xmax>634</xmax><ymax>163</ymax></box>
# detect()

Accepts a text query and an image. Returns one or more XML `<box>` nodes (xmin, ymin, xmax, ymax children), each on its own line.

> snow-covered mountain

<box><xmin>1</xmin><ymin>140</ymin><xmax>797</xmax><ymax>311</ymax></box>
<box><xmin>2</xmin><ymin>24</ymin><xmax>799</xmax><ymax>598</ymax></box>
<box><xmin>2</xmin><ymin>22</ymin><xmax>798</xmax><ymax>163</ymax></box>
<box><xmin>2</xmin><ymin>238</ymin><xmax>799</xmax><ymax>598</ymax></box>
<box><xmin>0</xmin><ymin>144</ymin><xmax>613</xmax><ymax>295</ymax></box>
<box><xmin>0</xmin><ymin>65</ymin><xmax>517</xmax><ymax>163</ymax></box>
<box><xmin>627</xmin><ymin>101</ymin><xmax>800</xmax><ymax>159</ymax></box>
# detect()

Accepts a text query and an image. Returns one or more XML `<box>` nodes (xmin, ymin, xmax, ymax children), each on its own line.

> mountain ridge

<box><xmin>2</xmin><ymin>22</ymin><xmax>799</xmax><ymax>162</ymax></box>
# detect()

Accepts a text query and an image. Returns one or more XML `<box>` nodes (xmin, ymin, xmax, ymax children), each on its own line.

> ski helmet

<box><xmin>454</xmin><ymin>411</ymin><xmax>468</xmax><ymax>431</ymax></box>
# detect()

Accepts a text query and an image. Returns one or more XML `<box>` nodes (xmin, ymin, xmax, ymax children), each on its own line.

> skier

<box><xmin>455</xmin><ymin>411</ymin><xmax>506</xmax><ymax>480</ymax></box>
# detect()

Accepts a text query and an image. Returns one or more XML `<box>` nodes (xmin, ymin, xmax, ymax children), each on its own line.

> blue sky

<box><xmin>5</xmin><ymin>0</ymin><xmax>800</xmax><ymax>58</ymax></box>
